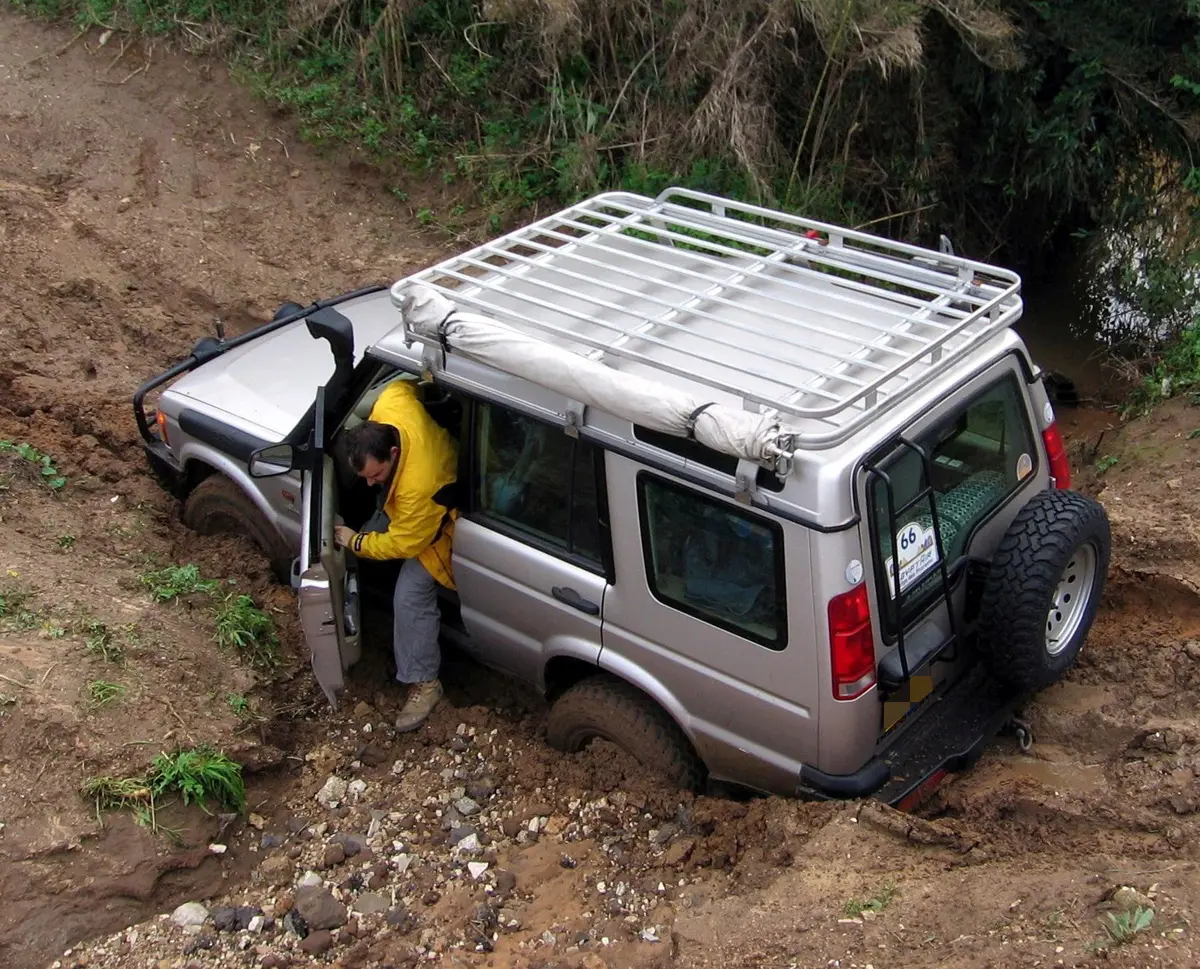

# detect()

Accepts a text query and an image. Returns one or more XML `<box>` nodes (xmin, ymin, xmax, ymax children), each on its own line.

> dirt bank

<box><xmin>0</xmin><ymin>12</ymin><xmax>1197</xmax><ymax>969</ymax></box>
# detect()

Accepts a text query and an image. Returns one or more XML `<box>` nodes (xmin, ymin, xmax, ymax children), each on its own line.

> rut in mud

<box><xmin>1</xmin><ymin>12</ymin><xmax>1198</xmax><ymax>969</ymax></box>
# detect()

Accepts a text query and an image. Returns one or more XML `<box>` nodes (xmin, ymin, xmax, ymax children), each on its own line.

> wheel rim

<box><xmin>1045</xmin><ymin>543</ymin><xmax>1098</xmax><ymax>656</ymax></box>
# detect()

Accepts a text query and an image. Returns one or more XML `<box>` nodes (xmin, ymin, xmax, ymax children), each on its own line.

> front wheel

<box><xmin>975</xmin><ymin>489</ymin><xmax>1111</xmax><ymax>693</ymax></box>
<box><xmin>545</xmin><ymin>674</ymin><xmax>706</xmax><ymax>791</ymax></box>
<box><xmin>181</xmin><ymin>474</ymin><xmax>294</xmax><ymax>584</ymax></box>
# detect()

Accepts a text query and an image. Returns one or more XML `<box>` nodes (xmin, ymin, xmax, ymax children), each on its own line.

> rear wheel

<box><xmin>545</xmin><ymin>674</ymin><xmax>706</xmax><ymax>790</ymax></box>
<box><xmin>182</xmin><ymin>474</ymin><xmax>294</xmax><ymax>584</ymax></box>
<box><xmin>976</xmin><ymin>489</ymin><xmax>1111</xmax><ymax>692</ymax></box>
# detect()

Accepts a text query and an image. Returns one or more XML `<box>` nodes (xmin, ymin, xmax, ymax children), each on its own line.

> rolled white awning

<box><xmin>394</xmin><ymin>282</ymin><xmax>792</xmax><ymax>468</ymax></box>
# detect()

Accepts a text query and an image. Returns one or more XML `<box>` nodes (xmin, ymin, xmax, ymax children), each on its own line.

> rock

<box><xmin>261</xmin><ymin>833</ymin><xmax>285</xmax><ymax>850</ymax></box>
<box><xmin>171</xmin><ymin>902</ymin><xmax>209</xmax><ymax>928</ymax></box>
<box><xmin>387</xmin><ymin>906</ymin><xmax>416</xmax><ymax>933</ymax></box>
<box><xmin>332</xmin><ymin>833</ymin><xmax>367</xmax><ymax>857</ymax></box>
<box><xmin>322</xmin><ymin>844</ymin><xmax>346</xmax><ymax>869</ymax></box>
<box><xmin>211</xmin><ymin>907</ymin><xmax>238</xmax><ymax>932</ymax></box>
<box><xmin>1111</xmin><ymin>886</ymin><xmax>1154</xmax><ymax>912</ymax></box>
<box><xmin>449</xmin><ymin>736</ymin><xmax>470</xmax><ymax>752</ymax></box>
<box><xmin>528</xmin><ymin>801</ymin><xmax>553</xmax><ymax>817</ymax></box>
<box><xmin>260</xmin><ymin>954</ymin><xmax>289</xmax><ymax>968</ymax></box>
<box><xmin>455</xmin><ymin>797</ymin><xmax>482</xmax><ymax>817</ymax></box>
<box><xmin>298</xmin><ymin>870</ymin><xmax>324</xmax><ymax>888</ymax></box>
<box><xmin>367</xmin><ymin>873</ymin><xmax>387</xmax><ymax>891</ymax></box>
<box><xmin>275</xmin><ymin>891</ymin><xmax>295</xmax><ymax>915</ymax></box>
<box><xmin>494</xmin><ymin>870</ymin><xmax>517</xmax><ymax>894</ymax></box>
<box><xmin>468</xmin><ymin>861</ymin><xmax>489</xmax><ymax>880</ymax></box>
<box><xmin>283</xmin><ymin>909</ymin><xmax>308</xmax><ymax>938</ymax></box>
<box><xmin>296</xmin><ymin>886</ymin><xmax>348</xmax><ymax>930</ymax></box>
<box><xmin>348</xmin><ymin>779</ymin><xmax>368</xmax><ymax>799</ymax></box>
<box><xmin>422</xmin><ymin>891</ymin><xmax>441</xmax><ymax>906</ymax></box>
<box><xmin>543</xmin><ymin>815</ymin><xmax>567</xmax><ymax>836</ymax></box>
<box><xmin>182</xmin><ymin>936</ymin><xmax>215</xmax><ymax>955</ymax></box>
<box><xmin>316</xmin><ymin>776</ymin><xmax>348</xmax><ymax>809</ymax></box>
<box><xmin>663</xmin><ymin>838</ymin><xmax>696</xmax><ymax>866</ymax></box>
<box><xmin>652</xmin><ymin>822</ymin><xmax>679</xmax><ymax>845</ymax></box>
<box><xmin>353</xmin><ymin>701</ymin><xmax>374</xmax><ymax>718</ymax></box>
<box><xmin>466</xmin><ymin>777</ymin><xmax>496</xmax><ymax>800</ymax></box>
<box><xmin>299</xmin><ymin>930</ymin><xmax>334</xmax><ymax>956</ymax></box>
<box><xmin>454</xmin><ymin>833</ymin><xmax>481</xmax><ymax>853</ymax></box>
<box><xmin>499</xmin><ymin>817</ymin><xmax>523</xmax><ymax>838</ymax></box>
<box><xmin>352</xmin><ymin>892</ymin><xmax>389</xmax><ymax>915</ymax></box>
<box><xmin>449</xmin><ymin>826</ymin><xmax>478</xmax><ymax>846</ymax></box>
<box><xmin>260</xmin><ymin>854</ymin><xmax>293</xmax><ymax>887</ymax></box>
<box><xmin>248</xmin><ymin>915</ymin><xmax>266</xmax><ymax>933</ymax></box>
<box><xmin>581</xmin><ymin>955</ymin><xmax>608</xmax><ymax>969</ymax></box>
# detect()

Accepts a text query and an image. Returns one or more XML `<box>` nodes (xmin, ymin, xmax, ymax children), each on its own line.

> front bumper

<box><xmin>797</xmin><ymin>664</ymin><xmax>1021</xmax><ymax>810</ymax></box>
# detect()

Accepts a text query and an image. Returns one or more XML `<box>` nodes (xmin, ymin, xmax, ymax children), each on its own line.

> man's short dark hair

<box><xmin>344</xmin><ymin>421</ymin><xmax>400</xmax><ymax>471</ymax></box>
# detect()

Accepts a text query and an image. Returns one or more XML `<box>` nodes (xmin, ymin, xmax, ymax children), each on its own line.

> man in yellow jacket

<box><xmin>333</xmin><ymin>380</ymin><xmax>459</xmax><ymax>731</ymax></box>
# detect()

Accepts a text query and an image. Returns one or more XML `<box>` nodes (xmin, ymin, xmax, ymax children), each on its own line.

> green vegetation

<box><xmin>214</xmin><ymin>594</ymin><xmax>280</xmax><ymax>669</ymax></box>
<box><xmin>0</xmin><ymin>582</ymin><xmax>42</xmax><ymax>631</ymax></box>
<box><xmin>843</xmin><ymin>879</ymin><xmax>897</xmax><ymax>917</ymax></box>
<box><xmin>80</xmin><ymin>618</ymin><xmax>126</xmax><ymax>665</ymax></box>
<box><xmin>57</xmin><ymin>534</ymin><xmax>76</xmax><ymax>550</ymax></box>
<box><xmin>82</xmin><ymin>745</ymin><xmax>246</xmax><ymax>830</ymax></box>
<box><xmin>1095</xmin><ymin>454</ymin><xmax>1120</xmax><ymax>474</ymax></box>
<box><xmin>225</xmin><ymin>691</ymin><xmax>249</xmax><ymax>715</ymax></box>
<box><xmin>7</xmin><ymin>0</ymin><xmax>1199</xmax><ymax>265</ymax></box>
<box><xmin>0</xmin><ymin>439</ymin><xmax>66</xmax><ymax>491</ymax></box>
<box><xmin>1102</xmin><ymin>906</ymin><xmax>1155</xmax><ymax>945</ymax></box>
<box><xmin>86</xmin><ymin>679</ymin><xmax>126</xmax><ymax>708</ymax></box>
<box><xmin>139</xmin><ymin>563</ymin><xmax>220</xmax><ymax>601</ymax></box>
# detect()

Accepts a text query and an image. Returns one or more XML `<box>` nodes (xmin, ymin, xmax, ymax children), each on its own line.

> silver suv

<box><xmin>134</xmin><ymin>189</ymin><xmax>1111</xmax><ymax>806</ymax></box>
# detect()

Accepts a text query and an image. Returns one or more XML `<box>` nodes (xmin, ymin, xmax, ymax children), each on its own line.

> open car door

<box><xmin>298</xmin><ymin>385</ymin><xmax>362</xmax><ymax>707</ymax></box>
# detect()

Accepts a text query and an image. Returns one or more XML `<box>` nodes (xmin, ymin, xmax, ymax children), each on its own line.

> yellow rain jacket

<box><xmin>349</xmin><ymin>381</ymin><xmax>459</xmax><ymax>589</ymax></box>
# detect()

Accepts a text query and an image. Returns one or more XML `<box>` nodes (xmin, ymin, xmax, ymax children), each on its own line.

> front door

<box><xmin>298</xmin><ymin>386</ymin><xmax>362</xmax><ymax>707</ymax></box>
<box><xmin>451</xmin><ymin>401</ymin><xmax>609</xmax><ymax>688</ymax></box>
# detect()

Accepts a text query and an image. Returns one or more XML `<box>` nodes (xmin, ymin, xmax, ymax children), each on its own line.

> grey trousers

<box><xmin>393</xmin><ymin>557</ymin><xmax>441</xmax><ymax>684</ymax></box>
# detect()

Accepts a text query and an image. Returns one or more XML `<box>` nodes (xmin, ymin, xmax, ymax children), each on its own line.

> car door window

<box><xmin>868</xmin><ymin>372</ymin><xmax>1037</xmax><ymax>624</ymax></box>
<box><xmin>638</xmin><ymin>473</ymin><xmax>787</xmax><ymax>649</ymax></box>
<box><xmin>475</xmin><ymin>403</ymin><xmax>603</xmax><ymax>571</ymax></box>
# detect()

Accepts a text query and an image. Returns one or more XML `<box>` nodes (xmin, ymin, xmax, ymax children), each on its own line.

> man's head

<box><xmin>344</xmin><ymin>421</ymin><xmax>401</xmax><ymax>487</ymax></box>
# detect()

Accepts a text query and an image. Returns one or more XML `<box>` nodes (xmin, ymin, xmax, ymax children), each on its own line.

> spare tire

<box><xmin>976</xmin><ymin>489</ymin><xmax>1111</xmax><ymax>692</ymax></box>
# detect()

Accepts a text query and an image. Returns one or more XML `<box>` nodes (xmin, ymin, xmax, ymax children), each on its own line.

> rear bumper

<box><xmin>796</xmin><ymin>664</ymin><xmax>1020</xmax><ymax>809</ymax></box>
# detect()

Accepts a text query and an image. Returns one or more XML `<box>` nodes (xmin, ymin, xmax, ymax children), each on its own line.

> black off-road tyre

<box><xmin>182</xmin><ymin>474</ymin><xmax>294</xmax><ymax>584</ymax></box>
<box><xmin>976</xmin><ymin>489</ymin><xmax>1111</xmax><ymax>693</ymax></box>
<box><xmin>545</xmin><ymin>674</ymin><xmax>706</xmax><ymax>791</ymax></box>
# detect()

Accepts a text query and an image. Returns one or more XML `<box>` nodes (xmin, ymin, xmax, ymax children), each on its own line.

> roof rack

<box><xmin>406</xmin><ymin>188</ymin><xmax>1023</xmax><ymax>450</ymax></box>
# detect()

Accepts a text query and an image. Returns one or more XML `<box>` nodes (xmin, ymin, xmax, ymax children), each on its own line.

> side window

<box><xmin>638</xmin><ymin>474</ymin><xmax>787</xmax><ymax>649</ymax></box>
<box><xmin>475</xmin><ymin>403</ymin><xmax>603</xmax><ymax>570</ymax></box>
<box><xmin>869</xmin><ymin>372</ymin><xmax>1036</xmax><ymax>618</ymax></box>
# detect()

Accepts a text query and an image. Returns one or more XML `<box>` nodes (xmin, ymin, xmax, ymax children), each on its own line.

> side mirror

<box><xmin>249</xmin><ymin>443</ymin><xmax>296</xmax><ymax>478</ymax></box>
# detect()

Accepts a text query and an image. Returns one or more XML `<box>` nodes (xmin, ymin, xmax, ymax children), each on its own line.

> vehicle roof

<box><xmin>376</xmin><ymin>189</ymin><xmax>1024</xmax><ymax>451</ymax></box>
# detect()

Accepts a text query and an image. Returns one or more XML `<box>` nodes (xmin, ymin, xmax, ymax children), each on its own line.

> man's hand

<box><xmin>334</xmin><ymin>525</ymin><xmax>357</xmax><ymax>549</ymax></box>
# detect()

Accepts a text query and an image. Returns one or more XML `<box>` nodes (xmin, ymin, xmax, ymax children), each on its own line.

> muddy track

<box><xmin>1</xmin><ymin>12</ymin><xmax>1198</xmax><ymax>969</ymax></box>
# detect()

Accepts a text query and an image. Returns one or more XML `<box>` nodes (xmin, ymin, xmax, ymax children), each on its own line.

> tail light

<box><xmin>829</xmin><ymin>582</ymin><xmax>876</xmax><ymax>700</ymax></box>
<box><xmin>1041</xmin><ymin>422</ymin><xmax>1070</xmax><ymax>490</ymax></box>
<box><xmin>155</xmin><ymin>410</ymin><xmax>171</xmax><ymax>446</ymax></box>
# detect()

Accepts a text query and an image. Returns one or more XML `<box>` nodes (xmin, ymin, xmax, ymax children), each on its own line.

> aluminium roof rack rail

<box><xmin>404</xmin><ymin>187</ymin><xmax>1023</xmax><ymax>451</ymax></box>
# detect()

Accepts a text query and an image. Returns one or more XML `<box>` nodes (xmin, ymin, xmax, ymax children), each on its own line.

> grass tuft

<box><xmin>80</xmin><ymin>619</ymin><xmax>126</xmax><ymax>665</ymax></box>
<box><xmin>0</xmin><ymin>439</ymin><xmax>67</xmax><ymax>491</ymax></box>
<box><xmin>139</xmin><ymin>563</ymin><xmax>220</xmax><ymax>602</ymax></box>
<box><xmin>844</xmin><ymin>880</ymin><xmax>897</xmax><ymax>917</ymax></box>
<box><xmin>1101</xmin><ymin>906</ymin><xmax>1155</xmax><ymax>946</ymax></box>
<box><xmin>148</xmin><ymin>745</ymin><xmax>246</xmax><ymax>813</ymax></box>
<box><xmin>86</xmin><ymin>679</ymin><xmax>126</xmax><ymax>708</ymax></box>
<box><xmin>214</xmin><ymin>594</ymin><xmax>280</xmax><ymax>669</ymax></box>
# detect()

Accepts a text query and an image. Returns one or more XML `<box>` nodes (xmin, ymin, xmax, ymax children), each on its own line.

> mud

<box><xmin>0</xmin><ymin>11</ymin><xmax>1198</xmax><ymax>969</ymax></box>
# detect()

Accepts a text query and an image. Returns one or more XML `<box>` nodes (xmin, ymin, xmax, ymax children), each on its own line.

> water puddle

<box><xmin>1000</xmin><ymin>757</ymin><xmax>1108</xmax><ymax>794</ymax></box>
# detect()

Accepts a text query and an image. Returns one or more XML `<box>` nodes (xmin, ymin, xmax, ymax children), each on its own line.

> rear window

<box><xmin>867</xmin><ymin>373</ymin><xmax>1036</xmax><ymax>629</ymax></box>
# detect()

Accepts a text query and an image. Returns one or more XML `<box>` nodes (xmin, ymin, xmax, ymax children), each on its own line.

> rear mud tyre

<box><xmin>976</xmin><ymin>489</ymin><xmax>1111</xmax><ymax>693</ymax></box>
<box><xmin>182</xmin><ymin>474</ymin><xmax>294</xmax><ymax>584</ymax></box>
<box><xmin>545</xmin><ymin>674</ymin><xmax>706</xmax><ymax>791</ymax></box>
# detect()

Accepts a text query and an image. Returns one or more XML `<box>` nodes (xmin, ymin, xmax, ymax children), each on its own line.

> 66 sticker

<box><xmin>883</xmin><ymin>521</ymin><xmax>940</xmax><ymax>598</ymax></box>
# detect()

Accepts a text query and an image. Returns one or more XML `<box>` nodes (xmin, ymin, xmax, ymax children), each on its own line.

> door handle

<box><xmin>552</xmin><ymin>586</ymin><xmax>600</xmax><ymax>616</ymax></box>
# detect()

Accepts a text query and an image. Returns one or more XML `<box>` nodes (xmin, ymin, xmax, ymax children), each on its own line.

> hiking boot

<box><xmin>394</xmin><ymin>679</ymin><xmax>443</xmax><ymax>732</ymax></box>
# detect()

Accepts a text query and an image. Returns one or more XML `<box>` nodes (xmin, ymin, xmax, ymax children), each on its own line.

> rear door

<box><xmin>298</xmin><ymin>386</ymin><xmax>362</xmax><ymax>706</ymax></box>
<box><xmin>451</xmin><ymin>401</ymin><xmax>609</xmax><ymax>688</ymax></box>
